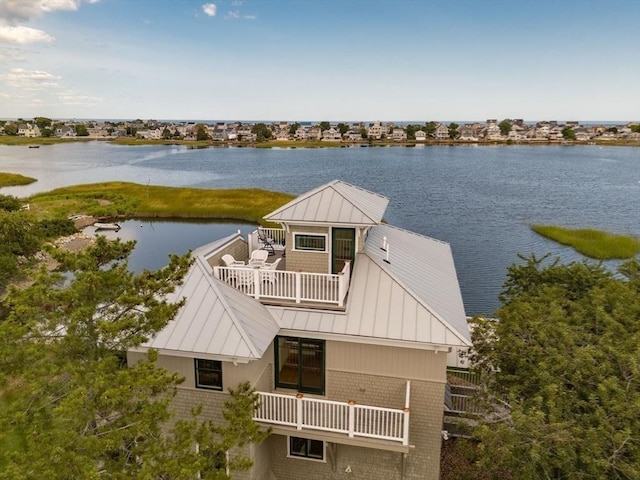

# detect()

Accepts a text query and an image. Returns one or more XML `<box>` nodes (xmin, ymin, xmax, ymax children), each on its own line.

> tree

<box><xmin>630</xmin><ymin>124</ymin><xmax>640</xmax><ymax>133</ymax></box>
<box><xmin>424</xmin><ymin>121</ymin><xmax>437</xmax><ymax>137</ymax></box>
<box><xmin>2</xmin><ymin>123</ymin><xmax>18</xmax><ymax>135</ymax></box>
<box><xmin>467</xmin><ymin>255</ymin><xmax>640</xmax><ymax>479</ymax></box>
<box><xmin>251</xmin><ymin>123</ymin><xmax>272</xmax><ymax>142</ymax></box>
<box><xmin>34</xmin><ymin>117</ymin><xmax>52</xmax><ymax>130</ymax></box>
<box><xmin>75</xmin><ymin>124</ymin><xmax>89</xmax><ymax>136</ymax></box>
<box><xmin>562</xmin><ymin>126</ymin><xmax>576</xmax><ymax>140</ymax></box>
<box><xmin>319</xmin><ymin>121</ymin><xmax>330</xmax><ymax>132</ymax></box>
<box><xmin>288</xmin><ymin>122</ymin><xmax>300</xmax><ymax>135</ymax></box>
<box><xmin>0</xmin><ymin>238</ymin><xmax>269</xmax><ymax>478</ymax></box>
<box><xmin>337</xmin><ymin>123</ymin><xmax>349</xmax><ymax>135</ymax></box>
<box><xmin>360</xmin><ymin>128</ymin><xmax>368</xmax><ymax>139</ymax></box>
<box><xmin>196</xmin><ymin>123</ymin><xmax>210</xmax><ymax>141</ymax></box>
<box><xmin>162</xmin><ymin>126</ymin><xmax>172</xmax><ymax>139</ymax></box>
<box><xmin>498</xmin><ymin>119</ymin><xmax>512</xmax><ymax>137</ymax></box>
<box><xmin>405</xmin><ymin>124</ymin><xmax>417</xmax><ymax>140</ymax></box>
<box><xmin>448</xmin><ymin>122</ymin><xmax>459</xmax><ymax>139</ymax></box>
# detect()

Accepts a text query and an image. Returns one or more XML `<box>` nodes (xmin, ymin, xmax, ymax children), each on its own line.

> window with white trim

<box><xmin>195</xmin><ymin>359</ymin><xmax>222</xmax><ymax>390</ymax></box>
<box><xmin>288</xmin><ymin>436</ymin><xmax>325</xmax><ymax>461</ymax></box>
<box><xmin>293</xmin><ymin>233</ymin><xmax>327</xmax><ymax>252</ymax></box>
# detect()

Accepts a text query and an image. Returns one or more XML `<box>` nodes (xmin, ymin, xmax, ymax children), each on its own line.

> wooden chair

<box><xmin>248</xmin><ymin>249</ymin><xmax>269</xmax><ymax>267</ymax></box>
<box><xmin>261</xmin><ymin>257</ymin><xmax>282</xmax><ymax>284</ymax></box>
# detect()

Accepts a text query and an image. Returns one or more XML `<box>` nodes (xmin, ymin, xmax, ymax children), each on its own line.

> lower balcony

<box><xmin>253</xmin><ymin>382</ymin><xmax>411</xmax><ymax>450</ymax></box>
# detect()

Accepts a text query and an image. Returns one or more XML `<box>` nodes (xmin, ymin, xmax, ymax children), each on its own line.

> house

<box><xmin>322</xmin><ymin>127</ymin><xmax>342</xmax><ymax>141</ymax></box>
<box><xmin>414</xmin><ymin>130</ymin><xmax>427</xmax><ymax>142</ymax></box>
<box><xmin>17</xmin><ymin>123</ymin><xmax>41</xmax><ymax>137</ymax></box>
<box><xmin>434</xmin><ymin>123</ymin><xmax>449</xmax><ymax>140</ymax></box>
<box><xmin>367</xmin><ymin>121</ymin><xmax>384</xmax><ymax>140</ymax></box>
<box><xmin>458</xmin><ymin>125</ymin><xmax>478</xmax><ymax>142</ymax></box>
<box><xmin>392</xmin><ymin>128</ymin><xmax>407</xmax><ymax>142</ymax></box>
<box><xmin>128</xmin><ymin>180</ymin><xmax>471</xmax><ymax>480</ymax></box>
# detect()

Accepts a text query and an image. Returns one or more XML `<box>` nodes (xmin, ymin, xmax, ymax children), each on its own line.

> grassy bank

<box><xmin>531</xmin><ymin>225</ymin><xmax>640</xmax><ymax>260</ymax></box>
<box><xmin>27</xmin><ymin>182</ymin><xmax>294</xmax><ymax>225</ymax></box>
<box><xmin>0</xmin><ymin>173</ymin><xmax>37</xmax><ymax>187</ymax></box>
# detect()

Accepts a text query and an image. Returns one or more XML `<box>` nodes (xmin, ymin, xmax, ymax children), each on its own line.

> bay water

<box><xmin>1</xmin><ymin>142</ymin><xmax>638</xmax><ymax>315</ymax></box>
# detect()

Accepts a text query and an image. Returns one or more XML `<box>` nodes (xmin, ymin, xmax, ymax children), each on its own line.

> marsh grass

<box><xmin>28</xmin><ymin>182</ymin><xmax>294</xmax><ymax>225</ymax></box>
<box><xmin>0</xmin><ymin>172</ymin><xmax>37</xmax><ymax>187</ymax></box>
<box><xmin>531</xmin><ymin>225</ymin><xmax>640</xmax><ymax>260</ymax></box>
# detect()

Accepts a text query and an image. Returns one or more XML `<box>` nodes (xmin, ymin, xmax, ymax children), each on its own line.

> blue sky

<box><xmin>1</xmin><ymin>0</ymin><xmax>639</xmax><ymax>122</ymax></box>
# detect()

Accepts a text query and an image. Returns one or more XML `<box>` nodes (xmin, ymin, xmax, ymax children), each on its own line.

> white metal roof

<box><xmin>269</xmin><ymin>224</ymin><xmax>471</xmax><ymax>348</ymax></box>
<box><xmin>264</xmin><ymin>180</ymin><xmax>389</xmax><ymax>226</ymax></box>
<box><xmin>139</xmin><ymin>242</ymin><xmax>281</xmax><ymax>362</ymax></box>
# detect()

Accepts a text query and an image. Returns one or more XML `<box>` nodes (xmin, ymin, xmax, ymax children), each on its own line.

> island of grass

<box><xmin>531</xmin><ymin>225</ymin><xmax>640</xmax><ymax>260</ymax></box>
<box><xmin>0</xmin><ymin>173</ymin><xmax>37</xmax><ymax>188</ymax></box>
<box><xmin>25</xmin><ymin>181</ymin><xmax>295</xmax><ymax>225</ymax></box>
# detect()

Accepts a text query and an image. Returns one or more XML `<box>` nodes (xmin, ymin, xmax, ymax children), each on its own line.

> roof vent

<box><xmin>383</xmin><ymin>243</ymin><xmax>390</xmax><ymax>264</ymax></box>
<box><xmin>380</xmin><ymin>236</ymin><xmax>387</xmax><ymax>251</ymax></box>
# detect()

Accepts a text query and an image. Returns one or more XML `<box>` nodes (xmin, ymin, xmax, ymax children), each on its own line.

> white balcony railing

<box><xmin>254</xmin><ymin>382</ymin><xmax>411</xmax><ymax>445</ymax></box>
<box><xmin>213</xmin><ymin>261</ymin><xmax>351</xmax><ymax>307</ymax></box>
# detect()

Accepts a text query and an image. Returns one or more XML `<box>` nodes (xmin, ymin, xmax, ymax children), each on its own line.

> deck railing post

<box><xmin>295</xmin><ymin>272</ymin><xmax>301</xmax><ymax>304</ymax></box>
<box><xmin>213</xmin><ymin>266</ymin><xmax>220</xmax><ymax>280</ymax></box>
<box><xmin>403</xmin><ymin>381</ymin><xmax>411</xmax><ymax>446</ymax></box>
<box><xmin>348</xmin><ymin>400</ymin><xmax>356</xmax><ymax>438</ymax></box>
<box><xmin>296</xmin><ymin>394</ymin><xmax>304</xmax><ymax>430</ymax></box>
<box><xmin>253</xmin><ymin>268</ymin><xmax>260</xmax><ymax>300</ymax></box>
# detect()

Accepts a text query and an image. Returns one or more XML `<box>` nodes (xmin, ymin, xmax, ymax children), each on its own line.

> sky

<box><xmin>0</xmin><ymin>0</ymin><xmax>639</xmax><ymax>122</ymax></box>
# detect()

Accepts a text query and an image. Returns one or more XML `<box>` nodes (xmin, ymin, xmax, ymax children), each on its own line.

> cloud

<box><xmin>231</xmin><ymin>0</ymin><xmax>242</xmax><ymax>6</ymax></box>
<box><xmin>0</xmin><ymin>25</ymin><xmax>55</xmax><ymax>44</ymax></box>
<box><xmin>225</xmin><ymin>10</ymin><xmax>240</xmax><ymax>20</ymax></box>
<box><xmin>202</xmin><ymin>3</ymin><xmax>217</xmax><ymax>17</ymax></box>
<box><xmin>1</xmin><ymin>68</ymin><xmax>61</xmax><ymax>90</ymax></box>
<box><xmin>58</xmin><ymin>92</ymin><xmax>102</xmax><ymax>105</ymax></box>
<box><xmin>0</xmin><ymin>0</ymin><xmax>96</xmax><ymax>23</ymax></box>
<box><xmin>244</xmin><ymin>15</ymin><xmax>256</xmax><ymax>20</ymax></box>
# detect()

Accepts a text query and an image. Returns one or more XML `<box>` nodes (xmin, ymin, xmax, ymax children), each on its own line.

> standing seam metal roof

<box><xmin>263</xmin><ymin>180</ymin><xmax>389</xmax><ymax>225</ymax></box>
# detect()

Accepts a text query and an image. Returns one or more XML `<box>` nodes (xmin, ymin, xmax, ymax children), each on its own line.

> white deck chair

<box><xmin>222</xmin><ymin>254</ymin><xmax>245</xmax><ymax>266</ymax></box>
<box><xmin>248</xmin><ymin>249</ymin><xmax>269</xmax><ymax>267</ymax></box>
<box><xmin>261</xmin><ymin>257</ymin><xmax>282</xmax><ymax>284</ymax></box>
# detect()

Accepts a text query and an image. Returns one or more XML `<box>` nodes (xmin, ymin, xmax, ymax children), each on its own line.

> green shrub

<box><xmin>0</xmin><ymin>195</ymin><xmax>22</xmax><ymax>212</ymax></box>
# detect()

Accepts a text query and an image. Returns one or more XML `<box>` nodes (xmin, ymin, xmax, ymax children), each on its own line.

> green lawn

<box><xmin>531</xmin><ymin>225</ymin><xmax>640</xmax><ymax>260</ymax></box>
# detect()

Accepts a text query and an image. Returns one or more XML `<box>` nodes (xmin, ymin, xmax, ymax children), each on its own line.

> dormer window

<box><xmin>293</xmin><ymin>233</ymin><xmax>327</xmax><ymax>252</ymax></box>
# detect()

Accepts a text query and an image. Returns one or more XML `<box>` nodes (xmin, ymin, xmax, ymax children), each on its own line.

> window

<box><xmin>275</xmin><ymin>336</ymin><xmax>325</xmax><ymax>395</ymax></box>
<box><xmin>288</xmin><ymin>436</ymin><xmax>325</xmax><ymax>461</ymax></box>
<box><xmin>293</xmin><ymin>233</ymin><xmax>327</xmax><ymax>252</ymax></box>
<box><xmin>195</xmin><ymin>359</ymin><xmax>222</xmax><ymax>390</ymax></box>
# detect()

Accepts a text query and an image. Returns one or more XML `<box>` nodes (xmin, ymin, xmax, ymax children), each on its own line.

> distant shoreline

<box><xmin>1</xmin><ymin>136</ymin><xmax>638</xmax><ymax>148</ymax></box>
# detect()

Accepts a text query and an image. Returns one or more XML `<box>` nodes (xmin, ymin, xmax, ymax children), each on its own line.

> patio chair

<box><xmin>222</xmin><ymin>254</ymin><xmax>245</xmax><ymax>266</ymax></box>
<box><xmin>248</xmin><ymin>249</ymin><xmax>269</xmax><ymax>267</ymax></box>
<box><xmin>257</xmin><ymin>228</ymin><xmax>276</xmax><ymax>256</ymax></box>
<box><xmin>261</xmin><ymin>257</ymin><xmax>282</xmax><ymax>284</ymax></box>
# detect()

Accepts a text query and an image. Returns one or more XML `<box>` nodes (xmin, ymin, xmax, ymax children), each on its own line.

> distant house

<box><xmin>18</xmin><ymin>123</ymin><xmax>40</xmax><ymax>137</ymax></box>
<box><xmin>459</xmin><ymin>125</ymin><xmax>478</xmax><ymax>142</ymax></box>
<box><xmin>392</xmin><ymin>128</ymin><xmax>407</xmax><ymax>142</ymax></box>
<box><xmin>414</xmin><ymin>130</ymin><xmax>427</xmax><ymax>142</ymax></box>
<box><xmin>367</xmin><ymin>121</ymin><xmax>384</xmax><ymax>140</ymax></box>
<box><xmin>435</xmin><ymin>124</ymin><xmax>449</xmax><ymax>140</ymax></box>
<box><xmin>322</xmin><ymin>127</ymin><xmax>341</xmax><ymax>141</ymax></box>
<box><xmin>128</xmin><ymin>180</ymin><xmax>471</xmax><ymax>480</ymax></box>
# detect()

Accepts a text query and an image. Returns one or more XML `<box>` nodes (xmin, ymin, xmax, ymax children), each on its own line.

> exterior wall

<box><xmin>206</xmin><ymin>236</ymin><xmax>249</xmax><ymax>268</ymax></box>
<box><xmin>265</xmin><ymin>341</ymin><xmax>447</xmax><ymax>479</ymax></box>
<box><xmin>285</xmin><ymin>225</ymin><xmax>330</xmax><ymax>274</ymax></box>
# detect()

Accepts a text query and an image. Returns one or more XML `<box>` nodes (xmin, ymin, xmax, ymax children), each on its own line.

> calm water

<box><xmin>1</xmin><ymin>142</ymin><xmax>638</xmax><ymax>315</ymax></box>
